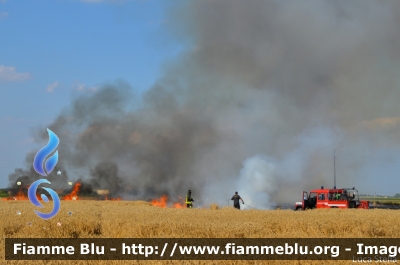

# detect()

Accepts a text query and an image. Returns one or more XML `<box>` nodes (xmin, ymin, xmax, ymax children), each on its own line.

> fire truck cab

<box><xmin>294</xmin><ymin>186</ymin><xmax>369</xmax><ymax>210</ymax></box>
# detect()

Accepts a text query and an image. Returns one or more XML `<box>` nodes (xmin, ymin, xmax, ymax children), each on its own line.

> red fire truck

<box><xmin>294</xmin><ymin>186</ymin><xmax>369</xmax><ymax>210</ymax></box>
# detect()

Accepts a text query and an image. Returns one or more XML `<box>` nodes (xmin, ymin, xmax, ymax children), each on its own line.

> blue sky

<box><xmin>0</xmin><ymin>0</ymin><xmax>181</xmax><ymax>188</ymax></box>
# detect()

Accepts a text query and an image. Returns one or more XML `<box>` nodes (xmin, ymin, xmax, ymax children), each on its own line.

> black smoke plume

<box><xmin>9</xmin><ymin>1</ymin><xmax>400</xmax><ymax>207</ymax></box>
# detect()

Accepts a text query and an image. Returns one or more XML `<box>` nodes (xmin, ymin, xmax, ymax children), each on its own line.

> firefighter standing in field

<box><xmin>186</xmin><ymin>190</ymin><xmax>194</xmax><ymax>208</ymax></box>
<box><xmin>231</xmin><ymin>191</ymin><xmax>245</xmax><ymax>210</ymax></box>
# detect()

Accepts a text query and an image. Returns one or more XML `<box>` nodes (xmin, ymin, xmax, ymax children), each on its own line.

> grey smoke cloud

<box><xmin>9</xmin><ymin>1</ymin><xmax>400</xmax><ymax>206</ymax></box>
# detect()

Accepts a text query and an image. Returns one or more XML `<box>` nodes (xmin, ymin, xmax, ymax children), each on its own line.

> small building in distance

<box><xmin>96</xmin><ymin>189</ymin><xmax>110</xmax><ymax>195</ymax></box>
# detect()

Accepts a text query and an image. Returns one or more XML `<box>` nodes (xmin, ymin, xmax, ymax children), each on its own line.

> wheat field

<box><xmin>1</xmin><ymin>200</ymin><xmax>399</xmax><ymax>265</ymax></box>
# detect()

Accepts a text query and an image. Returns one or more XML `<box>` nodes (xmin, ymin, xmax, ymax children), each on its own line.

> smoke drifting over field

<box><xmin>9</xmin><ymin>1</ymin><xmax>400</xmax><ymax>206</ymax></box>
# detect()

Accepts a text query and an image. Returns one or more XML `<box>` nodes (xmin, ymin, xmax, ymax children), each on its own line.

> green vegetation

<box><xmin>360</xmin><ymin>196</ymin><xmax>400</xmax><ymax>205</ymax></box>
<box><xmin>0</xmin><ymin>190</ymin><xmax>8</xmax><ymax>198</ymax></box>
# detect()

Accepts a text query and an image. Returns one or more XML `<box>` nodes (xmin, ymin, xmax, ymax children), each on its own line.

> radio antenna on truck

<box><xmin>334</xmin><ymin>149</ymin><xmax>336</xmax><ymax>189</ymax></box>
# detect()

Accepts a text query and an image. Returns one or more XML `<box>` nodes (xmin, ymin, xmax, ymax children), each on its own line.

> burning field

<box><xmin>151</xmin><ymin>195</ymin><xmax>186</xmax><ymax>208</ymax></box>
<box><xmin>2</xmin><ymin>182</ymin><xmax>122</xmax><ymax>201</ymax></box>
<box><xmin>2</xmin><ymin>183</ymin><xmax>186</xmax><ymax>207</ymax></box>
<box><xmin>1</xmin><ymin>200</ymin><xmax>400</xmax><ymax>265</ymax></box>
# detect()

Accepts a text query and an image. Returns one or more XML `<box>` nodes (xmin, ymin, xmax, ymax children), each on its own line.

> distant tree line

<box><xmin>0</xmin><ymin>189</ymin><xmax>8</xmax><ymax>197</ymax></box>
<box><xmin>360</xmin><ymin>193</ymin><xmax>400</xmax><ymax>198</ymax></box>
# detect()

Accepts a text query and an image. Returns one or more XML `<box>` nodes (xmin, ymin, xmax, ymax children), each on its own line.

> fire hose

<box><xmin>228</xmin><ymin>200</ymin><xmax>258</xmax><ymax>210</ymax></box>
<box><xmin>243</xmin><ymin>203</ymin><xmax>258</xmax><ymax>210</ymax></box>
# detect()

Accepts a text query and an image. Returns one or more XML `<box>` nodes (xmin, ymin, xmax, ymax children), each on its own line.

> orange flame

<box><xmin>104</xmin><ymin>196</ymin><xmax>121</xmax><ymax>201</ymax></box>
<box><xmin>172</xmin><ymin>196</ymin><xmax>185</xmax><ymax>208</ymax></box>
<box><xmin>151</xmin><ymin>195</ymin><xmax>185</xmax><ymax>208</ymax></box>
<box><xmin>63</xmin><ymin>182</ymin><xmax>81</xmax><ymax>200</ymax></box>
<box><xmin>151</xmin><ymin>195</ymin><xmax>168</xmax><ymax>208</ymax></box>
<box><xmin>14</xmin><ymin>190</ymin><xmax>27</xmax><ymax>200</ymax></box>
<box><xmin>172</xmin><ymin>202</ymin><xmax>185</xmax><ymax>208</ymax></box>
<box><xmin>2</xmin><ymin>186</ymin><xmax>43</xmax><ymax>201</ymax></box>
<box><xmin>1</xmin><ymin>197</ymin><xmax>17</xmax><ymax>201</ymax></box>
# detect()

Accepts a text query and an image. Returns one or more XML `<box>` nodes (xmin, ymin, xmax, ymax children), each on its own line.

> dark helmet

<box><xmin>235</xmin><ymin>191</ymin><xmax>238</xmax><ymax>195</ymax></box>
<box><xmin>188</xmin><ymin>190</ymin><xmax>192</xmax><ymax>193</ymax></box>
